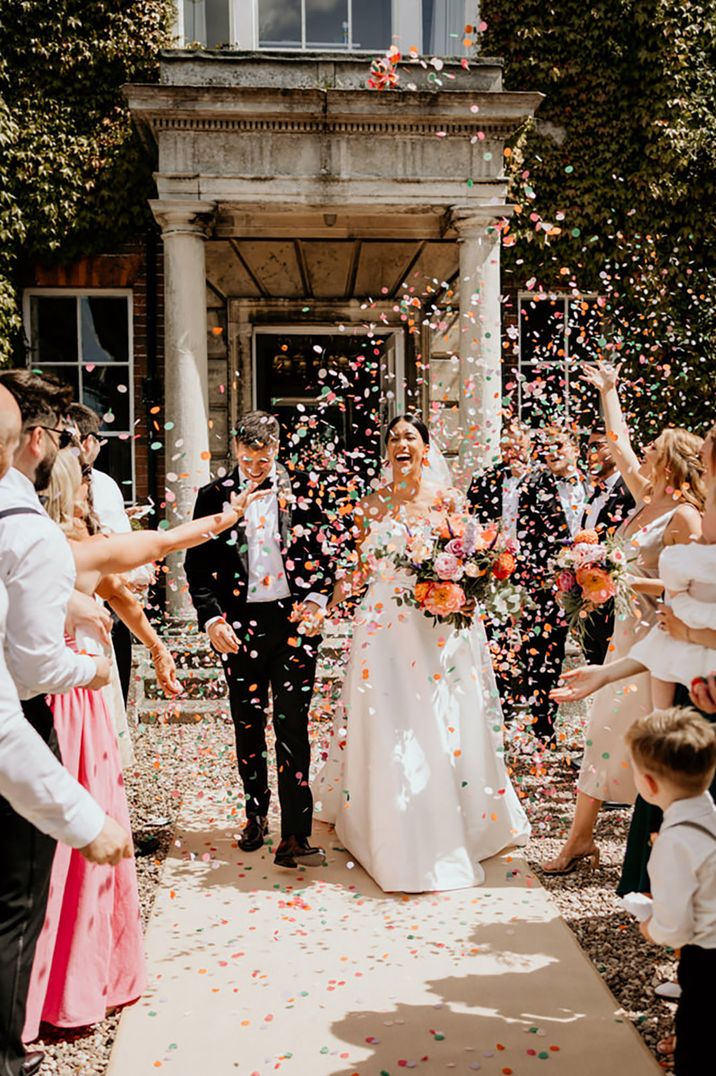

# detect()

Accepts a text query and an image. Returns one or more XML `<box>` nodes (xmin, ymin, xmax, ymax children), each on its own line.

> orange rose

<box><xmin>575</xmin><ymin>565</ymin><xmax>616</xmax><ymax>605</ymax></box>
<box><xmin>474</xmin><ymin>524</ymin><xmax>499</xmax><ymax>551</ymax></box>
<box><xmin>573</xmin><ymin>529</ymin><xmax>600</xmax><ymax>545</ymax></box>
<box><xmin>439</xmin><ymin>514</ymin><xmax>468</xmax><ymax>540</ymax></box>
<box><xmin>492</xmin><ymin>551</ymin><xmax>516</xmax><ymax>580</ymax></box>
<box><xmin>422</xmin><ymin>582</ymin><xmax>466</xmax><ymax>617</ymax></box>
<box><xmin>414</xmin><ymin>581</ymin><xmax>432</xmax><ymax>603</ymax></box>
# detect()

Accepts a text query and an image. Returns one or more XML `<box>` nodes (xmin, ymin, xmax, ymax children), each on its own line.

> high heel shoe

<box><xmin>541</xmin><ymin>846</ymin><xmax>601</xmax><ymax>876</ymax></box>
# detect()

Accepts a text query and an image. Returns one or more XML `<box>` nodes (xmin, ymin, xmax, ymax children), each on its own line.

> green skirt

<box><xmin>617</xmin><ymin>687</ymin><xmax>715</xmax><ymax>896</ymax></box>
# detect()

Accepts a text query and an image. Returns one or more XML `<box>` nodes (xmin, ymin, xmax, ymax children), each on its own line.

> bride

<box><xmin>313</xmin><ymin>414</ymin><xmax>530</xmax><ymax>892</ymax></box>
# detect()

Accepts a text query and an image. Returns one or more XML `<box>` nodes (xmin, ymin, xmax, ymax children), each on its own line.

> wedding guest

<box><xmin>626</xmin><ymin>708</ymin><xmax>716</xmax><ymax>1075</ymax></box>
<box><xmin>580</xmin><ymin>423</ymin><xmax>635</xmax><ymax>665</ymax></box>
<box><xmin>23</xmin><ymin>445</ymin><xmax>258</xmax><ymax>1038</ymax></box>
<box><xmin>544</xmin><ymin>362</ymin><xmax>704</xmax><ymax>874</ymax></box>
<box><xmin>467</xmin><ymin>420</ymin><xmax>537</xmax><ymax>711</ymax></box>
<box><xmin>524</xmin><ymin>424</ymin><xmax>589</xmax><ymax>739</ymax></box>
<box><xmin>0</xmin><ymin>375</ymin><xmax>117</xmax><ymax>1076</ymax></box>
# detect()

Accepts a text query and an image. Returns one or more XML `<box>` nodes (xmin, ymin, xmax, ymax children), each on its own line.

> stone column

<box><xmin>451</xmin><ymin>210</ymin><xmax>504</xmax><ymax>480</ymax></box>
<box><xmin>151</xmin><ymin>200</ymin><xmax>216</xmax><ymax>616</ymax></box>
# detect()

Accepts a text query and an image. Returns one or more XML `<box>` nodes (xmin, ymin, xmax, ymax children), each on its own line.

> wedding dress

<box><xmin>313</xmin><ymin>514</ymin><xmax>530</xmax><ymax>893</ymax></box>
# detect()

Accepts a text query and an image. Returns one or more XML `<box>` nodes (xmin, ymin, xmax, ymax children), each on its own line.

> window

<box><xmin>258</xmin><ymin>0</ymin><xmax>392</xmax><ymax>52</ymax></box>
<box><xmin>25</xmin><ymin>291</ymin><xmax>135</xmax><ymax>501</ymax></box>
<box><xmin>183</xmin><ymin>0</ymin><xmax>231</xmax><ymax>47</ymax></box>
<box><xmin>517</xmin><ymin>294</ymin><xmax>602</xmax><ymax>428</ymax></box>
<box><xmin>423</xmin><ymin>0</ymin><xmax>471</xmax><ymax>56</ymax></box>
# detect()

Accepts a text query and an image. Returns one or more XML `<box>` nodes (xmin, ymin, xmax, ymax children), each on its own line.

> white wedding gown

<box><xmin>313</xmin><ymin>515</ymin><xmax>530</xmax><ymax>893</ymax></box>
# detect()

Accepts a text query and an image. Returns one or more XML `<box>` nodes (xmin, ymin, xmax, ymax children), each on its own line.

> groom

<box><xmin>185</xmin><ymin>411</ymin><xmax>335</xmax><ymax>868</ymax></box>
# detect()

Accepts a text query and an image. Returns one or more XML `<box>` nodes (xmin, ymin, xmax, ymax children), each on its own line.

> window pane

<box><xmin>80</xmin><ymin>297</ymin><xmax>128</xmax><ymax>364</ymax></box>
<box><xmin>423</xmin><ymin>0</ymin><xmax>467</xmax><ymax>55</ymax></box>
<box><xmin>306</xmin><ymin>0</ymin><xmax>348</xmax><ymax>48</ymax></box>
<box><xmin>352</xmin><ymin>0</ymin><xmax>392</xmax><ymax>50</ymax></box>
<box><xmin>95</xmin><ymin>436</ymin><xmax>134</xmax><ymax>501</ymax></box>
<box><xmin>205</xmin><ymin>0</ymin><xmax>230</xmax><ymax>47</ymax></box>
<box><xmin>183</xmin><ymin>0</ymin><xmax>207</xmax><ymax>44</ymax></box>
<box><xmin>259</xmin><ymin>0</ymin><xmax>302</xmax><ymax>46</ymax></box>
<box><xmin>82</xmin><ymin>365</ymin><xmax>131</xmax><ymax>431</ymax></box>
<box><xmin>30</xmin><ymin>297</ymin><xmax>78</xmax><ymax>365</ymax></box>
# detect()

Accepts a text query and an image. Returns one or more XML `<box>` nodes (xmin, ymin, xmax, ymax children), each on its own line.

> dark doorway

<box><xmin>254</xmin><ymin>330</ymin><xmax>400</xmax><ymax>482</ymax></box>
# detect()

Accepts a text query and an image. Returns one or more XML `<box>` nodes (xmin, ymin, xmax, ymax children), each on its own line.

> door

<box><xmin>254</xmin><ymin>328</ymin><xmax>403</xmax><ymax>483</ymax></box>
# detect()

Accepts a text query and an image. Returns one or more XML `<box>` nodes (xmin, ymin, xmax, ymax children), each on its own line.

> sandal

<box><xmin>542</xmin><ymin>846</ymin><xmax>601</xmax><ymax>875</ymax></box>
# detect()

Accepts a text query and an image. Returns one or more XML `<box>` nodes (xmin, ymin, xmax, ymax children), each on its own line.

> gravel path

<box><xmin>30</xmin><ymin>710</ymin><xmax>674</xmax><ymax>1074</ymax></box>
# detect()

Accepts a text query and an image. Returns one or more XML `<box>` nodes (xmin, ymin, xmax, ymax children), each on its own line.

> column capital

<box><xmin>150</xmin><ymin>199</ymin><xmax>216</xmax><ymax>239</ymax></box>
<box><xmin>450</xmin><ymin>206</ymin><xmax>512</xmax><ymax>240</ymax></box>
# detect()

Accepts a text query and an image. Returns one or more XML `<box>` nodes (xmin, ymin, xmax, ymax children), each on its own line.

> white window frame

<box><xmin>251</xmin><ymin>323</ymin><xmax>406</xmax><ymax>432</ymax></box>
<box><xmin>516</xmin><ymin>291</ymin><xmax>600</xmax><ymax>422</ymax></box>
<box><xmin>177</xmin><ymin>1</ymin><xmax>478</xmax><ymax>54</ymax></box>
<box><xmin>23</xmin><ymin>288</ymin><xmax>136</xmax><ymax>502</ymax></box>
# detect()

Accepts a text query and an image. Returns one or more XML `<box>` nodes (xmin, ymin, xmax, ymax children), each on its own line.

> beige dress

<box><xmin>577</xmin><ymin>508</ymin><xmax>675</xmax><ymax>804</ymax></box>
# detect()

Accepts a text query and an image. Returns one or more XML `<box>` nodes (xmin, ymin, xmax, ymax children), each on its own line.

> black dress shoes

<box><xmin>23</xmin><ymin>1051</ymin><xmax>44</xmax><ymax>1076</ymax></box>
<box><xmin>274</xmin><ymin>835</ymin><xmax>326</xmax><ymax>868</ymax></box>
<box><xmin>238</xmin><ymin>815</ymin><xmax>268</xmax><ymax>852</ymax></box>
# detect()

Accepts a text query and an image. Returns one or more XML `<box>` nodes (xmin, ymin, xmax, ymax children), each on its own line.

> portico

<box><xmin>125</xmin><ymin>50</ymin><xmax>541</xmax><ymax>610</ymax></box>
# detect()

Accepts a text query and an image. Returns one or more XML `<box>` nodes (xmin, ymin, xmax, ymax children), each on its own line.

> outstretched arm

<box><xmin>71</xmin><ymin>485</ymin><xmax>268</xmax><ymax>580</ymax></box>
<box><xmin>550</xmin><ymin>656</ymin><xmax>647</xmax><ymax>703</ymax></box>
<box><xmin>581</xmin><ymin>362</ymin><xmax>647</xmax><ymax>502</ymax></box>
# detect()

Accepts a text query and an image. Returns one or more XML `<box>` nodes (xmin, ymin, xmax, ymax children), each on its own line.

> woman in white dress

<box><xmin>313</xmin><ymin>415</ymin><xmax>530</xmax><ymax>893</ymax></box>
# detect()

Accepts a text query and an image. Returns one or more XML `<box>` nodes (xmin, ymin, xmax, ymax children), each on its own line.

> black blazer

<box><xmin>467</xmin><ymin>465</ymin><xmax>549</xmax><ymax>578</ymax></box>
<box><xmin>584</xmin><ymin>475</ymin><xmax>635</xmax><ymax>537</ymax></box>
<box><xmin>184</xmin><ymin>464</ymin><xmax>336</xmax><ymax>631</ymax></box>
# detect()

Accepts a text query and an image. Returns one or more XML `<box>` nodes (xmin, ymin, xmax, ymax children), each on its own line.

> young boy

<box><xmin>625</xmin><ymin>707</ymin><xmax>716</xmax><ymax>1074</ymax></box>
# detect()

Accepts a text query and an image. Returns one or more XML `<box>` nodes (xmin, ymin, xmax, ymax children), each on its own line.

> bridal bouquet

<box><xmin>551</xmin><ymin>528</ymin><xmax>633</xmax><ymax>642</ymax></box>
<box><xmin>393</xmin><ymin>514</ymin><xmax>526</xmax><ymax>631</ymax></box>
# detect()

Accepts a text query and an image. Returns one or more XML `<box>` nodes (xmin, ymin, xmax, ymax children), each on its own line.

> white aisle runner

<box><xmin>107</xmin><ymin>793</ymin><xmax>659</xmax><ymax>1076</ymax></box>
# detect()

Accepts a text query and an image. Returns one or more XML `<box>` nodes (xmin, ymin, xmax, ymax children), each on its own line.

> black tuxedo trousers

<box><xmin>0</xmin><ymin>697</ymin><xmax>58</xmax><ymax>1076</ymax></box>
<box><xmin>222</xmin><ymin>600</ymin><xmax>318</xmax><ymax>837</ymax></box>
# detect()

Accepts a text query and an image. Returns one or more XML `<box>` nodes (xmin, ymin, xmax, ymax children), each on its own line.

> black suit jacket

<box><xmin>584</xmin><ymin>475</ymin><xmax>635</xmax><ymax>536</ymax></box>
<box><xmin>185</xmin><ymin>464</ymin><xmax>336</xmax><ymax>632</ymax></box>
<box><xmin>467</xmin><ymin>465</ymin><xmax>550</xmax><ymax>580</ymax></box>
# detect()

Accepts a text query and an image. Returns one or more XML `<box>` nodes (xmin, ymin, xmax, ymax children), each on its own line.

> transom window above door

<box><xmin>177</xmin><ymin>1</ymin><xmax>476</xmax><ymax>55</ymax></box>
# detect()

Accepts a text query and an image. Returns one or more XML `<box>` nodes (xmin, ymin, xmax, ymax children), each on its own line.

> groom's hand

<box><xmin>207</xmin><ymin>619</ymin><xmax>240</xmax><ymax>654</ymax></box>
<box><xmin>294</xmin><ymin>601</ymin><xmax>325</xmax><ymax>637</ymax></box>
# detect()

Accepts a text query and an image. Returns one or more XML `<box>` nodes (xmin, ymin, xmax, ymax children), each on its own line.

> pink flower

<box><xmin>422</xmin><ymin>582</ymin><xmax>466</xmax><ymax>617</ymax></box>
<box><xmin>556</xmin><ymin>569</ymin><xmax>577</xmax><ymax>593</ymax></box>
<box><xmin>445</xmin><ymin>537</ymin><xmax>466</xmax><ymax>557</ymax></box>
<box><xmin>434</xmin><ymin>552</ymin><xmax>464</xmax><ymax>581</ymax></box>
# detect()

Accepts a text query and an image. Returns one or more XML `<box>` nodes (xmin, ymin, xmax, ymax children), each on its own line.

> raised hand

<box><xmin>229</xmin><ymin>482</ymin><xmax>272</xmax><ymax>519</ymax></box>
<box><xmin>550</xmin><ymin>665</ymin><xmax>607</xmax><ymax>703</ymax></box>
<box><xmin>581</xmin><ymin>361</ymin><xmax>623</xmax><ymax>393</ymax></box>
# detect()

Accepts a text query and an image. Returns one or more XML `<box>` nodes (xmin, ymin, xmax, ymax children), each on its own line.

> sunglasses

<box><xmin>34</xmin><ymin>425</ymin><xmax>77</xmax><ymax>450</ymax></box>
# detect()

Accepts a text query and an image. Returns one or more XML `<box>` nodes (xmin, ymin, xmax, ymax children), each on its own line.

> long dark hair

<box><xmin>385</xmin><ymin>413</ymin><xmax>430</xmax><ymax>446</ymax></box>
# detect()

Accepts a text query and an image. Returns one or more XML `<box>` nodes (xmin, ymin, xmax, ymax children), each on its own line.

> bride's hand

<box><xmin>550</xmin><ymin>665</ymin><xmax>607</xmax><ymax>703</ymax></box>
<box><xmin>581</xmin><ymin>361</ymin><xmax>622</xmax><ymax>393</ymax></box>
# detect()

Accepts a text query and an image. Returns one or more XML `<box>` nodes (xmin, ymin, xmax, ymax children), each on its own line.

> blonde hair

<box><xmin>44</xmin><ymin>448</ymin><xmax>83</xmax><ymax>534</ymax></box>
<box><xmin>650</xmin><ymin>427</ymin><xmax>706</xmax><ymax>509</ymax></box>
<box><xmin>626</xmin><ymin>707</ymin><xmax>716</xmax><ymax>795</ymax></box>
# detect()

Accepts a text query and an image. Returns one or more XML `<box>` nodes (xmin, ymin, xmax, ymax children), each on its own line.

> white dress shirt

<box><xmin>91</xmin><ymin>467</ymin><xmax>132</xmax><ymax>534</ymax></box>
<box><xmin>0</xmin><ymin>580</ymin><xmax>105</xmax><ymax>846</ymax></box>
<box><xmin>501</xmin><ymin>473</ymin><xmax>525</xmax><ymax>542</ymax></box>
<box><xmin>648</xmin><ymin>792</ymin><xmax>716</xmax><ymax>950</ymax></box>
<box><xmin>583</xmin><ymin>471</ymin><xmax>621</xmax><ymax>531</ymax></box>
<box><xmin>205</xmin><ymin>464</ymin><xmax>326</xmax><ymax>631</ymax></box>
<box><xmin>0</xmin><ymin>467</ymin><xmax>95</xmax><ymax>698</ymax></box>
<box><xmin>555</xmin><ymin>473</ymin><xmax>588</xmax><ymax>538</ymax></box>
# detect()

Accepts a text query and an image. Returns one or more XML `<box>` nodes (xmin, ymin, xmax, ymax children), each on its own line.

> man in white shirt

<box><xmin>185</xmin><ymin>411</ymin><xmax>336</xmax><ymax>868</ymax></box>
<box><xmin>0</xmin><ymin>373</ymin><xmax>122</xmax><ymax>1076</ymax></box>
<box><xmin>627</xmin><ymin>708</ymin><xmax>716</xmax><ymax>1074</ymax></box>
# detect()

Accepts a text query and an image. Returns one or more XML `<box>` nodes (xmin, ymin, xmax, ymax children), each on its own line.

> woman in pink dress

<box><xmin>24</xmin><ymin>448</ymin><xmax>265</xmax><ymax>1037</ymax></box>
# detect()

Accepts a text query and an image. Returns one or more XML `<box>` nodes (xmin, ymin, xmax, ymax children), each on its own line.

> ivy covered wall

<box><xmin>481</xmin><ymin>0</ymin><xmax>716</xmax><ymax>434</ymax></box>
<box><xmin>0</xmin><ymin>0</ymin><xmax>174</xmax><ymax>362</ymax></box>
